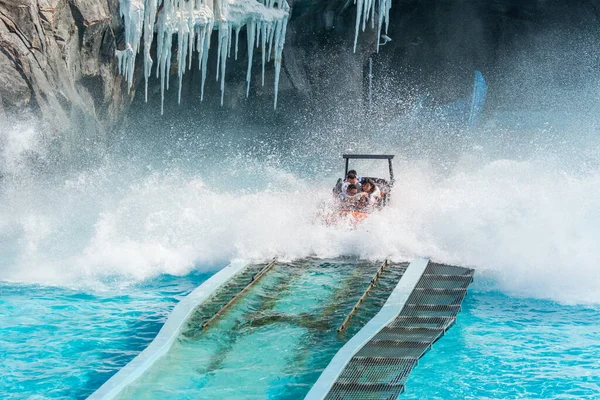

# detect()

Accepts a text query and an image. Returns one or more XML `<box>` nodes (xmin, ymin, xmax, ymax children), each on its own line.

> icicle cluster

<box><xmin>353</xmin><ymin>0</ymin><xmax>391</xmax><ymax>53</ymax></box>
<box><xmin>116</xmin><ymin>0</ymin><xmax>290</xmax><ymax>113</ymax></box>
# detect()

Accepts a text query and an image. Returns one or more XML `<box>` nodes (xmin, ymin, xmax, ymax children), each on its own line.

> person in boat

<box><xmin>340</xmin><ymin>171</ymin><xmax>361</xmax><ymax>198</ymax></box>
<box><xmin>358</xmin><ymin>178</ymin><xmax>381</xmax><ymax>208</ymax></box>
<box><xmin>345</xmin><ymin>183</ymin><xmax>359</xmax><ymax>198</ymax></box>
<box><xmin>347</xmin><ymin>169</ymin><xmax>362</xmax><ymax>182</ymax></box>
<box><xmin>340</xmin><ymin>183</ymin><xmax>362</xmax><ymax>211</ymax></box>
<box><xmin>334</xmin><ymin>170</ymin><xmax>362</xmax><ymax>197</ymax></box>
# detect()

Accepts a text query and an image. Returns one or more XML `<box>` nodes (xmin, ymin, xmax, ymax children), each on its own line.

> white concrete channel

<box><xmin>89</xmin><ymin>258</ymin><xmax>430</xmax><ymax>400</ymax></box>
<box><xmin>88</xmin><ymin>260</ymin><xmax>249</xmax><ymax>400</ymax></box>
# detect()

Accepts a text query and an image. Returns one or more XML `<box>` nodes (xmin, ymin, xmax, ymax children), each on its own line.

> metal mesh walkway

<box><xmin>323</xmin><ymin>262</ymin><xmax>474</xmax><ymax>400</ymax></box>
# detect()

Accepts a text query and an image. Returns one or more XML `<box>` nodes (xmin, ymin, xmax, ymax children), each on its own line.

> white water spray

<box><xmin>1</xmin><ymin>120</ymin><xmax>599</xmax><ymax>304</ymax></box>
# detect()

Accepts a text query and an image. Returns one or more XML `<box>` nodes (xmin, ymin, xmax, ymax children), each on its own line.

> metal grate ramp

<box><xmin>323</xmin><ymin>261</ymin><xmax>474</xmax><ymax>400</ymax></box>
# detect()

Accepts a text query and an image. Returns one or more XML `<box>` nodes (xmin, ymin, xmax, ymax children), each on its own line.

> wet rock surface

<box><xmin>0</xmin><ymin>0</ymin><xmax>598</xmax><ymax>134</ymax></box>
<box><xmin>0</xmin><ymin>0</ymin><xmax>126</xmax><ymax>134</ymax></box>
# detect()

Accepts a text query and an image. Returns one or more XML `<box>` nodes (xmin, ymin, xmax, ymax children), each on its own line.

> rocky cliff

<box><xmin>1</xmin><ymin>0</ymin><xmax>598</xmax><ymax>136</ymax></box>
<box><xmin>0</xmin><ymin>0</ymin><xmax>126</xmax><ymax>135</ymax></box>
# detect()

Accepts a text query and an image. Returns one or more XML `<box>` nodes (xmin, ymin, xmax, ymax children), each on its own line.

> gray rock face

<box><xmin>0</xmin><ymin>0</ymin><xmax>126</xmax><ymax>135</ymax></box>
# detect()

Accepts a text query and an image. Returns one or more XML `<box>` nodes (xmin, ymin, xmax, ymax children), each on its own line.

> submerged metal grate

<box><xmin>324</xmin><ymin>262</ymin><xmax>474</xmax><ymax>399</ymax></box>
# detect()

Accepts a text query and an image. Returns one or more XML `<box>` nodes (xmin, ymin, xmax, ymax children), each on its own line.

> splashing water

<box><xmin>1</xmin><ymin>114</ymin><xmax>599</xmax><ymax>304</ymax></box>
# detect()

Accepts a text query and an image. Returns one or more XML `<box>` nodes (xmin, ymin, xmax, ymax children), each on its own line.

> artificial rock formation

<box><xmin>0</xmin><ymin>0</ymin><xmax>126</xmax><ymax>135</ymax></box>
<box><xmin>1</xmin><ymin>0</ymin><xmax>598</xmax><ymax>136</ymax></box>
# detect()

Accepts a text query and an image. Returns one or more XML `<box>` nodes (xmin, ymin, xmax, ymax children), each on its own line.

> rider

<box><xmin>341</xmin><ymin>183</ymin><xmax>362</xmax><ymax>210</ymax></box>
<box><xmin>340</xmin><ymin>171</ymin><xmax>361</xmax><ymax>198</ymax></box>
<box><xmin>347</xmin><ymin>169</ymin><xmax>362</xmax><ymax>181</ymax></box>
<box><xmin>359</xmin><ymin>178</ymin><xmax>381</xmax><ymax>207</ymax></box>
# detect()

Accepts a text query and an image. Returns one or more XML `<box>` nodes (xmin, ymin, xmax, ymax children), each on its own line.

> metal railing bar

<box><xmin>202</xmin><ymin>258</ymin><xmax>277</xmax><ymax>329</ymax></box>
<box><xmin>337</xmin><ymin>260</ymin><xmax>390</xmax><ymax>333</ymax></box>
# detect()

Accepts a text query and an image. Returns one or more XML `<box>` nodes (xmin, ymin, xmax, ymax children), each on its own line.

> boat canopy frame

<box><xmin>343</xmin><ymin>154</ymin><xmax>395</xmax><ymax>186</ymax></box>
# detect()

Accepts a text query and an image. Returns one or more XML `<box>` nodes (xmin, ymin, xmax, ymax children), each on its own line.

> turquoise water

<box><xmin>119</xmin><ymin>260</ymin><xmax>406</xmax><ymax>399</ymax></box>
<box><xmin>403</xmin><ymin>279</ymin><xmax>600</xmax><ymax>399</ymax></box>
<box><xmin>2</xmin><ymin>269</ymin><xmax>600</xmax><ymax>399</ymax></box>
<box><xmin>0</xmin><ymin>272</ymin><xmax>211</xmax><ymax>399</ymax></box>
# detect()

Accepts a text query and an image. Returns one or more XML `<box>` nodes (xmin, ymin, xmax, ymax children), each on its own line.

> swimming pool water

<box><xmin>118</xmin><ymin>260</ymin><xmax>406</xmax><ymax>399</ymax></box>
<box><xmin>0</xmin><ymin>272</ymin><xmax>211</xmax><ymax>399</ymax></box>
<box><xmin>402</xmin><ymin>280</ymin><xmax>600</xmax><ymax>399</ymax></box>
<box><xmin>2</xmin><ymin>268</ymin><xmax>599</xmax><ymax>399</ymax></box>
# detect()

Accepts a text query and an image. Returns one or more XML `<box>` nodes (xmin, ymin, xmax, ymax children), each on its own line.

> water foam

<box><xmin>1</xmin><ymin>119</ymin><xmax>599</xmax><ymax>304</ymax></box>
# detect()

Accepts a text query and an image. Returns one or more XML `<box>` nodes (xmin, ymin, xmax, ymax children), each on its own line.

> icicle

<box><xmin>261</xmin><ymin>22</ymin><xmax>266</xmax><ymax>86</ymax></box>
<box><xmin>166</xmin><ymin>33</ymin><xmax>172</xmax><ymax>91</ymax></box>
<box><xmin>234</xmin><ymin>26</ymin><xmax>240</xmax><ymax>60</ymax></box>
<box><xmin>268</xmin><ymin>22</ymin><xmax>275</xmax><ymax>62</ymax></box>
<box><xmin>218</xmin><ymin>22</ymin><xmax>229</xmax><ymax>105</ymax></box>
<box><xmin>384</xmin><ymin>0</ymin><xmax>391</xmax><ymax>35</ymax></box>
<box><xmin>246</xmin><ymin>20</ymin><xmax>255</xmax><ymax>98</ymax></box>
<box><xmin>156</xmin><ymin>16</ymin><xmax>164</xmax><ymax>79</ymax></box>
<box><xmin>361</xmin><ymin>0</ymin><xmax>368</xmax><ymax>32</ymax></box>
<box><xmin>178</xmin><ymin>33</ymin><xmax>189</xmax><ymax>104</ymax></box>
<box><xmin>273</xmin><ymin>7</ymin><xmax>289</xmax><ymax>109</ymax></box>
<box><xmin>160</xmin><ymin>42</ymin><xmax>166</xmax><ymax>114</ymax></box>
<box><xmin>188</xmin><ymin>0</ymin><xmax>195</xmax><ymax>70</ymax></box>
<box><xmin>370</xmin><ymin>0</ymin><xmax>375</xmax><ymax>29</ymax></box>
<box><xmin>256</xmin><ymin>21</ymin><xmax>261</xmax><ymax>48</ymax></box>
<box><xmin>196</xmin><ymin>26</ymin><xmax>204</xmax><ymax>70</ymax></box>
<box><xmin>116</xmin><ymin>0</ymin><xmax>291</xmax><ymax>111</ymax></box>
<box><xmin>117</xmin><ymin>0</ymin><xmax>145</xmax><ymax>90</ymax></box>
<box><xmin>264</xmin><ymin>23</ymin><xmax>270</xmax><ymax>62</ymax></box>
<box><xmin>273</xmin><ymin>21</ymin><xmax>282</xmax><ymax>109</ymax></box>
<box><xmin>201</xmin><ymin>23</ymin><xmax>213</xmax><ymax>101</ymax></box>
<box><xmin>364</xmin><ymin>0</ymin><xmax>374</xmax><ymax>31</ymax></box>
<box><xmin>143</xmin><ymin>0</ymin><xmax>159</xmax><ymax>102</ymax></box>
<box><xmin>376</xmin><ymin>0</ymin><xmax>383</xmax><ymax>52</ymax></box>
<box><xmin>348</xmin><ymin>0</ymin><xmax>394</xmax><ymax>52</ymax></box>
<box><xmin>227</xmin><ymin>24</ymin><xmax>233</xmax><ymax>59</ymax></box>
<box><xmin>353</xmin><ymin>0</ymin><xmax>363</xmax><ymax>53</ymax></box>
<box><xmin>216</xmin><ymin>23</ymin><xmax>223</xmax><ymax>82</ymax></box>
<box><xmin>376</xmin><ymin>0</ymin><xmax>391</xmax><ymax>53</ymax></box>
<box><xmin>160</xmin><ymin>30</ymin><xmax>173</xmax><ymax>115</ymax></box>
<box><xmin>177</xmin><ymin>0</ymin><xmax>186</xmax><ymax>104</ymax></box>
